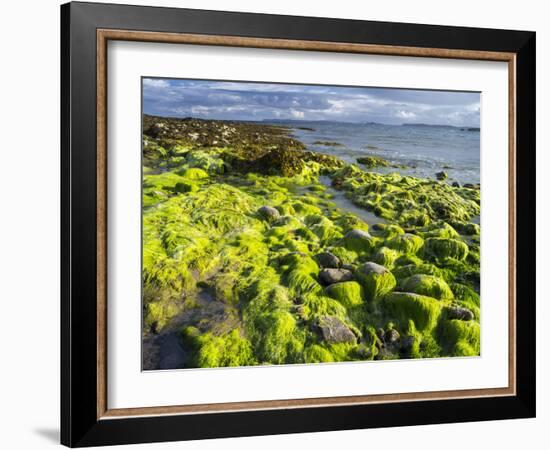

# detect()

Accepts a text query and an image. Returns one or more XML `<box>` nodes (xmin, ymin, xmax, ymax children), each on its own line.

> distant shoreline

<box><xmin>142</xmin><ymin>113</ymin><xmax>479</xmax><ymax>130</ymax></box>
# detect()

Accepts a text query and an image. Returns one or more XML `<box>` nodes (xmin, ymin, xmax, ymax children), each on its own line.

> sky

<box><xmin>142</xmin><ymin>78</ymin><xmax>480</xmax><ymax>127</ymax></box>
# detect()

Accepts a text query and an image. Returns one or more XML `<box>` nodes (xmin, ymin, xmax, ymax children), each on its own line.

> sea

<box><xmin>268</xmin><ymin>121</ymin><xmax>480</xmax><ymax>185</ymax></box>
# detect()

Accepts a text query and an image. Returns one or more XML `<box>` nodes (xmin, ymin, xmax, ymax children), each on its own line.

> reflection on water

<box><xmin>319</xmin><ymin>176</ymin><xmax>387</xmax><ymax>227</ymax></box>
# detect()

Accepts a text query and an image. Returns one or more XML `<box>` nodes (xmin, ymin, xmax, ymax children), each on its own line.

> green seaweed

<box><xmin>424</xmin><ymin>237</ymin><xmax>469</xmax><ymax>261</ymax></box>
<box><xmin>386</xmin><ymin>233</ymin><xmax>424</xmax><ymax>254</ymax></box>
<box><xmin>401</xmin><ymin>274</ymin><xmax>454</xmax><ymax>300</ymax></box>
<box><xmin>373</xmin><ymin>247</ymin><xmax>401</xmax><ymax>269</ymax></box>
<box><xmin>181</xmin><ymin>327</ymin><xmax>255</xmax><ymax>367</ymax></box>
<box><xmin>141</xmin><ymin>115</ymin><xmax>480</xmax><ymax>367</ymax></box>
<box><xmin>385</xmin><ymin>292</ymin><xmax>443</xmax><ymax>332</ymax></box>
<box><xmin>439</xmin><ymin>319</ymin><xmax>480</xmax><ymax>356</ymax></box>
<box><xmin>355</xmin><ymin>262</ymin><xmax>397</xmax><ymax>301</ymax></box>
<box><xmin>324</xmin><ymin>281</ymin><xmax>364</xmax><ymax>308</ymax></box>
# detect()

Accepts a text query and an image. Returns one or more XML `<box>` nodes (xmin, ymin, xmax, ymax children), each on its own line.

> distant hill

<box><xmin>402</xmin><ymin>123</ymin><xmax>480</xmax><ymax>131</ymax></box>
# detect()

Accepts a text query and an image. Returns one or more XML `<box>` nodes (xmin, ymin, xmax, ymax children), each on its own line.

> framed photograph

<box><xmin>61</xmin><ymin>1</ymin><xmax>536</xmax><ymax>447</ymax></box>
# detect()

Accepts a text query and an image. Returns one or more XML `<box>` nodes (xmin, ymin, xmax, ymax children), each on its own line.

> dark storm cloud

<box><xmin>142</xmin><ymin>78</ymin><xmax>480</xmax><ymax>127</ymax></box>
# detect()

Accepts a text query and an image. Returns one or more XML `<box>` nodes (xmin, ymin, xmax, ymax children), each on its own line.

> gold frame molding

<box><xmin>96</xmin><ymin>29</ymin><xmax>516</xmax><ymax>420</ymax></box>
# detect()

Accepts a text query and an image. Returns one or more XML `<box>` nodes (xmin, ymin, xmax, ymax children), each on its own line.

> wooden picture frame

<box><xmin>61</xmin><ymin>1</ymin><xmax>536</xmax><ymax>447</ymax></box>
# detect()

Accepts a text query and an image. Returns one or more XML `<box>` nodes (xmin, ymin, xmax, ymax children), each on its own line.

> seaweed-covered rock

<box><xmin>392</xmin><ymin>262</ymin><xmax>443</xmax><ymax>281</ymax></box>
<box><xmin>440</xmin><ymin>319</ymin><xmax>480</xmax><ymax>356</ymax></box>
<box><xmin>463</xmin><ymin>183</ymin><xmax>480</xmax><ymax>189</ymax></box>
<box><xmin>371</xmin><ymin>223</ymin><xmax>405</xmax><ymax>239</ymax></box>
<box><xmin>461</xmin><ymin>222</ymin><xmax>480</xmax><ymax>235</ymax></box>
<box><xmin>436</xmin><ymin>171</ymin><xmax>448</xmax><ymax>180</ymax></box>
<box><xmin>252</xmin><ymin>148</ymin><xmax>308</xmax><ymax>177</ymax></box>
<box><xmin>315</xmin><ymin>251</ymin><xmax>341</xmax><ymax>269</ymax></box>
<box><xmin>186</xmin><ymin>150</ymin><xmax>226</xmax><ymax>174</ymax></box>
<box><xmin>355</xmin><ymin>262</ymin><xmax>396</xmax><ymax>300</ymax></box>
<box><xmin>179</xmin><ymin>167</ymin><xmax>209</xmax><ymax>180</ymax></box>
<box><xmin>401</xmin><ymin>274</ymin><xmax>454</xmax><ymax>300</ymax></box>
<box><xmin>420</xmin><ymin>222</ymin><xmax>459</xmax><ymax>239</ymax></box>
<box><xmin>424</xmin><ymin>237</ymin><xmax>469</xmax><ymax>261</ymax></box>
<box><xmin>313</xmin><ymin>316</ymin><xmax>357</xmax><ymax>344</ymax></box>
<box><xmin>447</xmin><ymin>306</ymin><xmax>475</xmax><ymax>321</ymax></box>
<box><xmin>325</xmin><ymin>281</ymin><xmax>364</xmax><ymax>308</ymax></box>
<box><xmin>341</xmin><ymin>229</ymin><xmax>377</xmax><ymax>253</ymax></box>
<box><xmin>181</xmin><ymin>327</ymin><xmax>255</xmax><ymax>368</ymax></box>
<box><xmin>318</xmin><ymin>268</ymin><xmax>354</xmax><ymax>285</ymax></box>
<box><xmin>386</xmin><ymin>233</ymin><xmax>424</xmax><ymax>254</ymax></box>
<box><xmin>373</xmin><ymin>246</ymin><xmax>400</xmax><ymax>268</ymax></box>
<box><xmin>304</xmin><ymin>345</ymin><xmax>335</xmax><ymax>363</ymax></box>
<box><xmin>142</xmin><ymin>114</ymin><xmax>481</xmax><ymax>365</ymax></box>
<box><xmin>258</xmin><ymin>205</ymin><xmax>281</xmax><ymax>222</ymax></box>
<box><xmin>357</xmin><ymin>156</ymin><xmax>391</xmax><ymax>168</ymax></box>
<box><xmin>385</xmin><ymin>292</ymin><xmax>442</xmax><ymax>331</ymax></box>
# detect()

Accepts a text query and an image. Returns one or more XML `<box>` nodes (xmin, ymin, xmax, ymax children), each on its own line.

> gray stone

<box><xmin>315</xmin><ymin>251</ymin><xmax>341</xmax><ymax>269</ymax></box>
<box><xmin>313</xmin><ymin>316</ymin><xmax>357</xmax><ymax>344</ymax></box>
<box><xmin>318</xmin><ymin>268</ymin><xmax>353</xmax><ymax>285</ymax></box>
<box><xmin>258</xmin><ymin>205</ymin><xmax>280</xmax><ymax>221</ymax></box>
<box><xmin>344</xmin><ymin>229</ymin><xmax>372</xmax><ymax>240</ymax></box>
<box><xmin>447</xmin><ymin>306</ymin><xmax>475</xmax><ymax>321</ymax></box>
<box><xmin>357</xmin><ymin>261</ymin><xmax>390</xmax><ymax>276</ymax></box>
<box><xmin>385</xmin><ymin>329</ymin><xmax>400</xmax><ymax>344</ymax></box>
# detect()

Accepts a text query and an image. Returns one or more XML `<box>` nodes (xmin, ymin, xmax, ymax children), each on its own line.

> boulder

<box><xmin>313</xmin><ymin>316</ymin><xmax>357</xmax><ymax>344</ymax></box>
<box><xmin>401</xmin><ymin>274</ymin><xmax>454</xmax><ymax>300</ymax></box>
<box><xmin>447</xmin><ymin>306</ymin><xmax>475</xmax><ymax>321</ymax></box>
<box><xmin>315</xmin><ymin>251</ymin><xmax>341</xmax><ymax>269</ymax></box>
<box><xmin>386</xmin><ymin>233</ymin><xmax>424</xmax><ymax>254</ymax></box>
<box><xmin>318</xmin><ymin>268</ymin><xmax>353</xmax><ymax>285</ymax></box>
<box><xmin>341</xmin><ymin>229</ymin><xmax>376</xmax><ymax>253</ymax></box>
<box><xmin>258</xmin><ymin>205</ymin><xmax>280</xmax><ymax>222</ymax></box>
<box><xmin>324</xmin><ymin>281</ymin><xmax>364</xmax><ymax>308</ymax></box>
<box><xmin>355</xmin><ymin>262</ymin><xmax>396</xmax><ymax>300</ymax></box>
<box><xmin>436</xmin><ymin>171</ymin><xmax>448</xmax><ymax>180</ymax></box>
<box><xmin>385</xmin><ymin>292</ymin><xmax>442</xmax><ymax>332</ymax></box>
<box><xmin>358</xmin><ymin>261</ymin><xmax>388</xmax><ymax>276</ymax></box>
<box><xmin>424</xmin><ymin>237</ymin><xmax>469</xmax><ymax>261</ymax></box>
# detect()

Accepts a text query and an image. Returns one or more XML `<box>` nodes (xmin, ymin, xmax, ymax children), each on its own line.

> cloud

<box><xmin>290</xmin><ymin>109</ymin><xmax>305</xmax><ymax>119</ymax></box>
<box><xmin>396</xmin><ymin>110</ymin><xmax>417</xmax><ymax>119</ymax></box>
<box><xmin>142</xmin><ymin>78</ymin><xmax>480</xmax><ymax>126</ymax></box>
<box><xmin>142</xmin><ymin>78</ymin><xmax>170</xmax><ymax>88</ymax></box>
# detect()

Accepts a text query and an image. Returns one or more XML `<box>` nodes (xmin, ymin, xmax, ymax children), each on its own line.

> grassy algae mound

<box><xmin>142</xmin><ymin>115</ymin><xmax>481</xmax><ymax>368</ymax></box>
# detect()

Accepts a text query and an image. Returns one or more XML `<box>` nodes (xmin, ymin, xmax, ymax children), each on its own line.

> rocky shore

<box><xmin>142</xmin><ymin>114</ymin><xmax>480</xmax><ymax>369</ymax></box>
